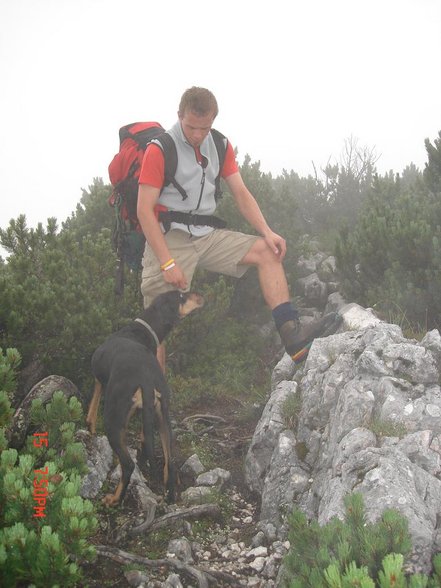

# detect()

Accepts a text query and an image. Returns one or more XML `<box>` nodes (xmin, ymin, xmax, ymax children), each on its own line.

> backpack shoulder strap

<box><xmin>210</xmin><ymin>128</ymin><xmax>228</xmax><ymax>201</ymax></box>
<box><xmin>154</xmin><ymin>133</ymin><xmax>189</xmax><ymax>201</ymax></box>
<box><xmin>154</xmin><ymin>133</ymin><xmax>177</xmax><ymax>177</ymax></box>
<box><xmin>210</xmin><ymin>128</ymin><xmax>227</xmax><ymax>169</ymax></box>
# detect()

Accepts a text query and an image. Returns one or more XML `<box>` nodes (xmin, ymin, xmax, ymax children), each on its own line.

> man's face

<box><xmin>179</xmin><ymin>109</ymin><xmax>215</xmax><ymax>148</ymax></box>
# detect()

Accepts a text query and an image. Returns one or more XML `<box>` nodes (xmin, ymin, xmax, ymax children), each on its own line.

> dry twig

<box><xmin>95</xmin><ymin>544</ymin><xmax>242</xmax><ymax>587</ymax></box>
<box><xmin>129</xmin><ymin>503</ymin><xmax>221</xmax><ymax>536</ymax></box>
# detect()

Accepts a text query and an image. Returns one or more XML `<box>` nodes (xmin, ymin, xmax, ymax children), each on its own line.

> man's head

<box><xmin>178</xmin><ymin>87</ymin><xmax>218</xmax><ymax>119</ymax></box>
<box><xmin>178</xmin><ymin>87</ymin><xmax>218</xmax><ymax>148</ymax></box>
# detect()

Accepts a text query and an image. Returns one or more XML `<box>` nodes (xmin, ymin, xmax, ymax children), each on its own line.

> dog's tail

<box><xmin>149</xmin><ymin>372</ymin><xmax>177</xmax><ymax>503</ymax></box>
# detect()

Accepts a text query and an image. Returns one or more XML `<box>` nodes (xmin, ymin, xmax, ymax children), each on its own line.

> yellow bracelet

<box><xmin>160</xmin><ymin>258</ymin><xmax>175</xmax><ymax>271</ymax></box>
<box><xmin>162</xmin><ymin>262</ymin><xmax>176</xmax><ymax>272</ymax></box>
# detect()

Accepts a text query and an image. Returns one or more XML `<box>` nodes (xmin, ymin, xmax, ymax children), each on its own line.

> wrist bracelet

<box><xmin>160</xmin><ymin>258</ymin><xmax>175</xmax><ymax>271</ymax></box>
<box><xmin>162</xmin><ymin>262</ymin><xmax>176</xmax><ymax>272</ymax></box>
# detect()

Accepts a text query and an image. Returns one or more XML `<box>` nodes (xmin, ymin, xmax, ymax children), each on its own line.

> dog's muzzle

<box><xmin>179</xmin><ymin>292</ymin><xmax>204</xmax><ymax>316</ymax></box>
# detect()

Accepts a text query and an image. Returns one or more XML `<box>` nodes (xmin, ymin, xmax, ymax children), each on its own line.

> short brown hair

<box><xmin>178</xmin><ymin>87</ymin><xmax>219</xmax><ymax>118</ymax></box>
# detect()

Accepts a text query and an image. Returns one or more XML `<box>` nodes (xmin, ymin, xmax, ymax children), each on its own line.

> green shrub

<box><xmin>282</xmin><ymin>392</ymin><xmax>302</xmax><ymax>429</ymax></box>
<box><xmin>167</xmin><ymin>275</ymin><xmax>269</xmax><ymax>413</ymax></box>
<box><xmin>323</xmin><ymin>553</ymin><xmax>441</xmax><ymax>587</ymax></box>
<box><xmin>0</xmin><ymin>377</ymin><xmax>97</xmax><ymax>587</ymax></box>
<box><xmin>283</xmin><ymin>493</ymin><xmax>441</xmax><ymax>587</ymax></box>
<box><xmin>0</xmin><ymin>347</ymin><xmax>21</xmax><ymax>400</ymax></box>
<box><xmin>335</xmin><ymin>149</ymin><xmax>441</xmax><ymax>330</ymax></box>
<box><xmin>24</xmin><ymin>391</ymin><xmax>89</xmax><ymax>477</ymax></box>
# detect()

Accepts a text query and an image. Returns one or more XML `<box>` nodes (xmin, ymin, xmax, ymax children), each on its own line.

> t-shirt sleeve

<box><xmin>221</xmin><ymin>141</ymin><xmax>239</xmax><ymax>178</ymax></box>
<box><xmin>138</xmin><ymin>143</ymin><xmax>165</xmax><ymax>188</ymax></box>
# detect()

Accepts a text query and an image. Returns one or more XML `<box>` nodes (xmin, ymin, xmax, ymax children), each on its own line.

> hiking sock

<box><xmin>272</xmin><ymin>302</ymin><xmax>299</xmax><ymax>330</ymax></box>
<box><xmin>273</xmin><ymin>303</ymin><xmax>309</xmax><ymax>361</ymax></box>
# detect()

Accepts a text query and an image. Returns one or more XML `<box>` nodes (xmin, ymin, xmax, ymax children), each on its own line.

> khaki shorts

<box><xmin>141</xmin><ymin>228</ymin><xmax>259</xmax><ymax>307</ymax></box>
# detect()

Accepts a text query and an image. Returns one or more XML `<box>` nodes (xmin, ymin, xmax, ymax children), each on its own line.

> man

<box><xmin>137</xmin><ymin>87</ymin><xmax>340</xmax><ymax>367</ymax></box>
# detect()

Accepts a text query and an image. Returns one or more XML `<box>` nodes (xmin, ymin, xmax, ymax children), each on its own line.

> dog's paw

<box><xmin>86</xmin><ymin>423</ymin><xmax>96</xmax><ymax>435</ymax></box>
<box><xmin>102</xmin><ymin>493</ymin><xmax>121</xmax><ymax>507</ymax></box>
<box><xmin>165</xmin><ymin>490</ymin><xmax>175</xmax><ymax>504</ymax></box>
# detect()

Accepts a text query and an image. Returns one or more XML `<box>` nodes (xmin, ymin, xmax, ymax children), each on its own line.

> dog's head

<box><xmin>176</xmin><ymin>291</ymin><xmax>205</xmax><ymax>317</ymax></box>
<box><xmin>148</xmin><ymin>291</ymin><xmax>204</xmax><ymax>329</ymax></box>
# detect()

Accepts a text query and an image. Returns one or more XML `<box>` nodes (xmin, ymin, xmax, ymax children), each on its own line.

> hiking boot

<box><xmin>278</xmin><ymin>312</ymin><xmax>342</xmax><ymax>359</ymax></box>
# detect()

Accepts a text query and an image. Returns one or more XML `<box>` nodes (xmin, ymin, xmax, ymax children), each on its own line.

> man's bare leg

<box><xmin>239</xmin><ymin>238</ymin><xmax>289</xmax><ymax>309</ymax></box>
<box><xmin>240</xmin><ymin>238</ymin><xmax>341</xmax><ymax>358</ymax></box>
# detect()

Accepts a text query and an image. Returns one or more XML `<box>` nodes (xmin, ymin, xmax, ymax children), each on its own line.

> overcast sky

<box><xmin>0</xmin><ymin>0</ymin><xmax>440</xmax><ymax>234</ymax></box>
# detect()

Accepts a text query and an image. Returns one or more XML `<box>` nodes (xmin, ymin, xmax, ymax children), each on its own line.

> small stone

<box><xmin>124</xmin><ymin>569</ymin><xmax>149</xmax><ymax>586</ymax></box>
<box><xmin>167</xmin><ymin>537</ymin><xmax>193</xmax><ymax>564</ymax></box>
<box><xmin>246</xmin><ymin>546</ymin><xmax>268</xmax><ymax>559</ymax></box>
<box><xmin>163</xmin><ymin>573</ymin><xmax>183</xmax><ymax>588</ymax></box>
<box><xmin>249</xmin><ymin>556</ymin><xmax>266</xmax><ymax>572</ymax></box>
<box><xmin>180</xmin><ymin>486</ymin><xmax>212</xmax><ymax>505</ymax></box>
<box><xmin>196</xmin><ymin>467</ymin><xmax>231</xmax><ymax>488</ymax></box>
<box><xmin>427</xmin><ymin>404</ymin><xmax>441</xmax><ymax>417</ymax></box>
<box><xmin>251</xmin><ymin>531</ymin><xmax>266</xmax><ymax>547</ymax></box>
<box><xmin>180</xmin><ymin>453</ymin><xmax>205</xmax><ymax>476</ymax></box>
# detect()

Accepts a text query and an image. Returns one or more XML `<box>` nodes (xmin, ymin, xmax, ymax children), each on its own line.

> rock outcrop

<box><xmin>245</xmin><ymin>303</ymin><xmax>441</xmax><ymax>575</ymax></box>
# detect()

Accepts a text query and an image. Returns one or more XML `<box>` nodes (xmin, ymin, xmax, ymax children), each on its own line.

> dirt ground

<box><xmin>80</xmin><ymin>393</ymin><xmax>264</xmax><ymax>587</ymax></box>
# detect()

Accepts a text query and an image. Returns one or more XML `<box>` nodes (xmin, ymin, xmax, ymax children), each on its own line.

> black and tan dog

<box><xmin>86</xmin><ymin>291</ymin><xmax>204</xmax><ymax>507</ymax></box>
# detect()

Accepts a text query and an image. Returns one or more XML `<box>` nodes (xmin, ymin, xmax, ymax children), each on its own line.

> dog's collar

<box><xmin>134</xmin><ymin>318</ymin><xmax>160</xmax><ymax>348</ymax></box>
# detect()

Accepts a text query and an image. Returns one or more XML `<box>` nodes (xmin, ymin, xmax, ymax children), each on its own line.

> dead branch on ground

<box><xmin>129</xmin><ymin>503</ymin><xmax>221</xmax><ymax>536</ymax></box>
<box><xmin>95</xmin><ymin>544</ymin><xmax>242</xmax><ymax>587</ymax></box>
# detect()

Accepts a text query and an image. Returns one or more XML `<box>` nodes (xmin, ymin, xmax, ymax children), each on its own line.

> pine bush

<box><xmin>283</xmin><ymin>493</ymin><xmax>441</xmax><ymax>587</ymax></box>
<box><xmin>0</xmin><ymin>347</ymin><xmax>21</xmax><ymax>400</ymax></box>
<box><xmin>0</xmin><ymin>365</ymin><xmax>97</xmax><ymax>587</ymax></box>
<box><xmin>335</xmin><ymin>133</ymin><xmax>441</xmax><ymax>330</ymax></box>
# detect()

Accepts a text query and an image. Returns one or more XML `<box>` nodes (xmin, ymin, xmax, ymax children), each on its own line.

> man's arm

<box><xmin>137</xmin><ymin>184</ymin><xmax>188</xmax><ymax>289</ymax></box>
<box><xmin>225</xmin><ymin>172</ymin><xmax>287</xmax><ymax>259</ymax></box>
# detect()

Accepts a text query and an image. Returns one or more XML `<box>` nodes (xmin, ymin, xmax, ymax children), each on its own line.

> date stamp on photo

<box><xmin>33</xmin><ymin>432</ymin><xmax>48</xmax><ymax>518</ymax></box>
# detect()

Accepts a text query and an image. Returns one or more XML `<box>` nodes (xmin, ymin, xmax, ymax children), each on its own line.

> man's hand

<box><xmin>162</xmin><ymin>263</ymin><xmax>188</xmax><ymax>289</ymax></box>
<box><xmin>263</xmin><ymin>229</ymin><xmax>287</xmax><ymax>260</ymax></box>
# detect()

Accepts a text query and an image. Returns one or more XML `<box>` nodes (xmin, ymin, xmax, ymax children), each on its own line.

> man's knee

<box><xmin>241</xmin><ymin>237</ymin><xmax>282</xmax><ymax>267</ymax></box>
